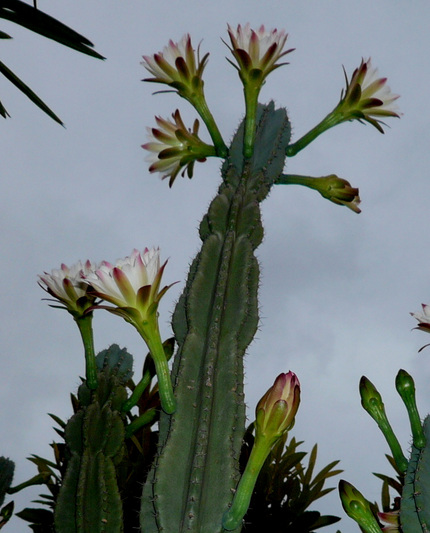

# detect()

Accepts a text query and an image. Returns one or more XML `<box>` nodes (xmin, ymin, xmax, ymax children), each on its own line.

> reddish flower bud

<box><xmin>255</xmin><ymin>371</ymin><xmax>300</xmax><ymax>440</ymax></box>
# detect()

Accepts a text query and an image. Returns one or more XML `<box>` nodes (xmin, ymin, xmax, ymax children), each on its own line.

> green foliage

<box><xmin>0</xmin><ymin>0</ymin><xmax>104</xmax><ymax>123</ymax></box>
<box><xmin>53</xmin><ymin>345</ymin><xmax>130</xmax><ymax>532</ymax></box>
<box><xmin>343</xmin><ymin>373</ymin><xmax>430</xmax><ymax>532</ymax></box>
<box><xmin>0</xmin><ymin>457</ymin><xmax>15</xmax><ymax>528</ymax></box>
<box><xmin>0</xmin><ymin>457</ymin><xmax>14</xmax><ymax>507</ymax></box>
<box><xmin>241</xmin><ymin>426</ymin><xmax>342</xmax><ymax>532</ymax></box>
<box><xmin>13</xmin><ymin>343</ymin><xmax>169</xmax><ymax>532</ymax></box>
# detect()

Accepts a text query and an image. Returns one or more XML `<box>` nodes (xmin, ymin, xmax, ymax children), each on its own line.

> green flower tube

<box><xmin>38</xmin><ymin>260</ymin><xmax>98</xmax><ymax>389</ymax></box>
<box><xmin>276</xmin><ymin>173</ymin><xmax>361</xmax><ymax>213</ymax></box>
<box><xmin>223</xmin><ymin>371</ymin><xmax>300</xmax><ymax>530</ymax></box>
<box><xmin>225</xmin><ymin>23</ymin><xmax>293</xmax><ymax>158</ymax></box>
<box><xmin>141</xmin><ymin>34</ymin><xmax>228</xmax><ymax>158</ymax></box>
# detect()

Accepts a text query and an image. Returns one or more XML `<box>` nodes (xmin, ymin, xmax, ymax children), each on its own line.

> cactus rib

<box><xmin>401</xmin><ymin>415</ymin><xmax>430</xmax><ymax>532</ymax></box>
<box><xmin>141</xmin><ymin>102</ymin><xmax>291</xmax><ymax>532</ymax></box>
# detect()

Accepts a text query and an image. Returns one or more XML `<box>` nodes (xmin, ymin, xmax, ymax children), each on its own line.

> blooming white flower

<box><xmin>84</xmin><ymin>248</ymin><xmax>177</xmax><ymax>413</ymax></box>
<box><xmin>286</xmin><ymin>58</ymin><xmax>400</xmax><ymax>157</ymax></box>
<box><xmin>337</xmin><ymin>58</ymin><xmax>400</xmax><ymax>132</ymax></box>
<box><xmin>83</xmin><ymin>248</ymin><xmax>171</xmax><ymax>322</ymax></box>
<box><xmin>225</xmin><ymin>23</ymin><xmax>293</xmax><ymax>84</ymax></box>
<box><xmin>142</xmin><ymin>110</ymin><xmax>215</xmax><ymax>187</ymax></box>
<box><xmin>141</xmin><ymin>34</ymin><xmax>208</xmax><ymax>97</ymax></box>
<box><xmin>39</xmin><ymin>260</ymin><xmax>96</xmax><ymax>316</ymax></box>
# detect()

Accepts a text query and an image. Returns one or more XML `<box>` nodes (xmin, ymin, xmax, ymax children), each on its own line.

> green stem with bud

<box><xmin>360</xmin><ymin>376</ymin><xmax>408</xmax><ymax>472</ymax></box>
<box><xmin>75</xmin><ymin>314</ymin><xmax>98</xmax><ymax>390</ymax></box>
<box><xmin>396</xmin><ymin>369</ymin><xmax>426</xmax><ymax>449</ymax></box>
<box><xmin>339</xmin><ymin>480</ymin><xmax>384</xmax><ymax>533</ymax></box>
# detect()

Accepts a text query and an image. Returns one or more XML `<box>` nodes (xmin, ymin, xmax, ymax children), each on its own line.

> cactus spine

<box><xmin>141</xmin><ymin>102</ymin><xmax>291</xmax><ymax>532</ymax></box>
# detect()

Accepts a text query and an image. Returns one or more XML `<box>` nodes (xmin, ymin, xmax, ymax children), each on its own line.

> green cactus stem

<box><xmin>400</xmin><ymin>415</ymin><xmax>430</xmax><ymax>532</ymax></box>
<box><xmin>54</xmin><ymin>344</ymin><xmax>132</xmax><ymax>533</ymax></box>
<box><xmin>140</xmin><ymin>102</ymin><xmax>291</xmax><ymax>532</ymax></box>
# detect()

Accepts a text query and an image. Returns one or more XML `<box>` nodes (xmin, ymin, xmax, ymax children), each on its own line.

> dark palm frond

<box><xmin>0</xmin><ymin>0</ymin><xmax>104</xmax><ymax>59</ymax></box>
<box><xmin>0</xmin><ymin>0</ymin><xmax>104</xmax><ymax>123</ymax></box>
<box><xmin>0</xmin><ymin>59</ymin><xmax>63</xmax><ymax>123</ymax></box>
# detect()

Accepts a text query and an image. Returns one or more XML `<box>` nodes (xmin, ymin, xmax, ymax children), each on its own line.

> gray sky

<box><xmin>2</xmin><ymin>1</ymin><xmax>430</xmax><ymax>531</ymax></box>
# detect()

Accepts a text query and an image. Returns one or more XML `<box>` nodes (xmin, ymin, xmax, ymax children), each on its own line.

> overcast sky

<box><xmin>2</xmin><ymin>1</ymin><xmax>430</xmax><ymax>531</ymax></box>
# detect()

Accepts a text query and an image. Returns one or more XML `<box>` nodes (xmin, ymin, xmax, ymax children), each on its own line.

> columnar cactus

<box><xmin>54</xmin><ymin>345</ymin><xmax>132</xmax><ymax>532</ymax></box>
<box><xmin>3</xmin><ymin>23</ymin><xmax>403</xmax><ymax>533</ymax></box>
<box><xmin>140</xmin><ymin>102</ymin><xmax>291</xmax><ymax>532</ymax></box>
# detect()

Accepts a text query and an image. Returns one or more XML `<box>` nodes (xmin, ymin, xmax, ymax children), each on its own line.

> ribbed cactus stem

<box><xmin>400</xmin><ymin>415</ymin><xmax>430</xmax><ymax>531</ymax></box>
<box><xmin>54</xmin><ymin>345</ymin><xmax>132</xmax><ymax>533</ymax></box>
<box><xmin>141</xmin><ymin>102</ymin><xmax>291</xmax><ymax>532</ymax></box>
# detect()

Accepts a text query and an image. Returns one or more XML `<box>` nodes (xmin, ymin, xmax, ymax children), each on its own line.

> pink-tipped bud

<box><xmin>255</xmin><ymin>371</ymin><xmax>300</xmax><ymax>440</ymax></box>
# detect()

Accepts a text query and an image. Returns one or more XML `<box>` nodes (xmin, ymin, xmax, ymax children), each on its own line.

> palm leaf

<box><xmin>0</xmin><ymin>0</ymin><xmax>104</xmax><ymax>59</ymax></box>
<box><xmin>0</xmin><ymin>60</ymin><xmax>63</xmax><ymax>124</ymax></box>
<box><xmin>0</xmin><ymin>0</ymin><xmax>104</xmax><ymax>122</ymax></box>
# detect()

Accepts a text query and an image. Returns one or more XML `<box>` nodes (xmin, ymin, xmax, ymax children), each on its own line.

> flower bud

<box><xmin>339</xmin><ymin>480</ymin><xmax>383</xmax><ymax>533</ymax></box>
<box><xmin>255</xmin><ymin>371</ymin><xmax>300</xmax><ymax>441</ymax></box>
<box><xmin>360</xmin><ymin>376</ymin><xmax>408</xmax><ymax>472</ymax></box>
<box><xmin>223</xmin><ymin>371</ymin><xmax>300</xmax><ymax>531</ymax></box>
<box><xmin>315</xmin><ymin>174</ymin><xmax>361</xmax><ymax>213</ymax></box>
<box><xmin>395</xmin><ymin>369</ymin><xmax>425</xmax><ymax>449</ymax></box>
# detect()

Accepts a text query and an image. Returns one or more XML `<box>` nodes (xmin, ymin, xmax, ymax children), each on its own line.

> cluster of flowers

<box><xmin>39</xmin><ymin>247</ymin><xmax>168</xmax><ymax>323</ymax></box>
<box><xmin>141</xmin><ymin>23</ymin><xmax>399</xmax><ymax>187</ymax></box>
<box><xmin>39</xmin><ymin>248</ymin><xmax>177</xmax><ymax>413</ymax></box>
